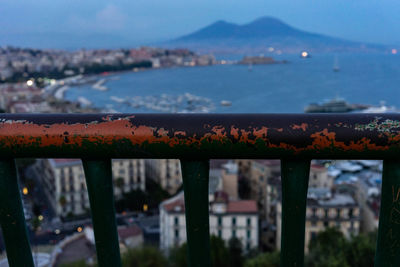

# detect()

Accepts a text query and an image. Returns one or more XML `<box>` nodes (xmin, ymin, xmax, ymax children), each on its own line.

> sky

<box><xmin>0</xmin><ymin>0</ymin><xmax>399</xmax><ymax>49</ymax></box>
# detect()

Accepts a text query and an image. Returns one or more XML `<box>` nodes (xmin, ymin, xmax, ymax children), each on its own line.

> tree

<box><xmin>244</xmin><ymin>251</ymin><xmax>280</xmax><ymax>267</ymax></box>
<box><xmin>169</xmin><ymin>236</ymin><xmax>230</xmax><ymax>267</ymax></box>
<box><xmin>169</xmin><ymin>243</ymin><xmax>188</xmax><ymax>267</ymax></box>
<box><xmin>228</xmin><ymin>237</ymin><xmax>243</xmax><ymax>267</ymax></box>
<box><xmin>306</xmin><ymin>227</ymin><xmax>350</xmax><ymax>267</ymax></box>
<box><xmin>59</xmin><ymin>195</ymin><xmax>67</xmax><ymax>207</ymax></box>
<box><xmin>238</xmin><ymin>176</ymin><xmax>251</xmax><ymax>199</ymax></box>
<box><xmin>344</xmin><ymin>231</ymin><xmax>376</xmax><ymax>267</ymax></box>
<box><xmin>122</xmin><ymin>246</ymin><xmax>168</xmax><ymax>267</ymax></box>
<box><xmin>210</xmin><ymin>236</ymin><xmax>230</xmax><ymax>267</ymax></box>
<box><xmin>60</xmin><ymin>260</ymin><xmax>89</xmax><ymax>267</ymax></box>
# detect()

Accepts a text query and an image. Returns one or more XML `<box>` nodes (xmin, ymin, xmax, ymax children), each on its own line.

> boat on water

<box><xmin>92</xmin><ymin>79</ymin><xmax>108</xmax><ymax>91</ymax></box>
<box><xmin>220</xmin><ymin>100</ymin><xmax>232</xmax><ymax>107</ymax></box>
<box><xmin>360</xmin><ymin>101</ymin><xmax>399</xmax><ymax>113</ymax></box>
<box><xmin>333</xmin><ymin>55</ymin><xmax>340</xmax><ymax>72</ymax></box>
<box><xmin>77</xmin><ymin>96</ymin><xmax>92</xmax><ymax>106</ymax></box>
<box><xmin>110</xmin><ymin>96</ymin><xmax>126</xmax><ymax>103</ymax></box>
<box><xmin>305</xmin><ymin>98</ymin><xmax>369</xmax><ymax>113</ymax></box>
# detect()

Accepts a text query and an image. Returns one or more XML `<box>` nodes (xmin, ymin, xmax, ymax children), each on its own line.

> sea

<box><xmin>65</xmin><ymin>53</ymin><xmax>400</xmax><ymax>113</ymax></box>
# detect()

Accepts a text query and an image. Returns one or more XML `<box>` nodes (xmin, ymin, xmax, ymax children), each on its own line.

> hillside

<box><xmin>167</xmin><ymin>16</ymin><xmax>386</xmax><ymax>54</ymax></box>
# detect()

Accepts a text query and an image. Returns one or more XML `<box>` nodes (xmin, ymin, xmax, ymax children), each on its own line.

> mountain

<box><xmin>167</xmin><ymin>17</ymin><xmax>387</xmax><ymax>54</ymax></box>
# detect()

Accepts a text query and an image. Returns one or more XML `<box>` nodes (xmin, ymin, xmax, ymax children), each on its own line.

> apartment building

<box><xmin>145</xmin><ymin>159</ymin><xmax>182</xmax><ymax>195</ymax></box>
<box><xmin>276</xmin><ymin>188</ymin><xmax>360</xmax><ymax>251</ymax></box>
<box><xmin>160</xmin><ymin>191</ymin><xmax>258</xmax><ymax>251</ymax></box>
<box><xmin>38</xmin><ymin>158</ymin><xmax>145</xmax><ymax>217</ymax></box>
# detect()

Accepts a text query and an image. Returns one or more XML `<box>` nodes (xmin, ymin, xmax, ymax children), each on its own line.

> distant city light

<box><xmin>55</xmin><ymin>229</ymin><xmax>61</xmax><ymax>235</ymax></box>
<box><xmin>301</xmin><ymin>51</ymin><xmax>309</xmax><ymax>58</ymax></box>
<box><xmin>143</xmin><ymin>204</ymin><xmax>148</xmax><ymax>212</ymax></box>
<box><xmin>392</xmin><ymin>49</ymin><xmax>398</xmax><ymax>55</ymax></box>
<box><xmin>22</xmin><ymin>187</ymin><xmax>28</xmax><ymax>195</ymax></box>
<box><xmin>38</xmin><ymin>215</ymin><xmax>44</xmax><ymax>221</ymax></box>
<box><xmin>26</xmin><ymin>80</ymin><xmax>33</xmax><ymax>86</ymax></box>
<box><xmin>77</xmin><ymin>226</ymin><xmax>83</xmax><ymax>233</ymax></box>
<box><xmin>268</xmin><ymin>47</ymin><xmax>275</xmax><ymax>52</ymax></box>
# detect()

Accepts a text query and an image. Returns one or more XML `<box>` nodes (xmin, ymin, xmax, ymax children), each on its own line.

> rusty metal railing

<box><xmin>0</xmin><ymin>113</ymin><xmax>399</xmax><ymax>267</ymax></box>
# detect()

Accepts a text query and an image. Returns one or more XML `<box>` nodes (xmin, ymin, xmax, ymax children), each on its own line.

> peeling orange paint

<box><xmin>291</xmin><ymin>123</ymin><xmax>308</xmax><ymax>131</ymax></box>
<box><xmin>0</xmin><ymin>117</ymin><xmax>398</xmax><ymax>156</ymax></box>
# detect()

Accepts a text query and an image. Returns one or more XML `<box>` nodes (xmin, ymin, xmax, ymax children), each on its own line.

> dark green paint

<box><xmin>280</xmin><ymin>159</ymin><xmax>310</xmax><ymax>267</ymax></box>
<box><xmin>375</xmin><ymin>160</ymin><xmax>400</xmax><ymax>267</ymax></box>
<box><xmin>0</xmin><ymin>159</ymin><xmax>34</xmax><ymax>267</ymax></box>
<box><xmin>82</xmin><ymin>159</ymin><xmax>122</xmax><ymax>267</ymax></box>
<box><xmin>180</xmin><ymin>160</ymin><xmax>211</xmax><ymax>267</ymax></box>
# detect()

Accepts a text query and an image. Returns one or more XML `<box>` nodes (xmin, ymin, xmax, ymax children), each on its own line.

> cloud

<box><xmin>67</xmin><ymin>4</ymin><xmax>127</xmax><ymax>32</ymax></box>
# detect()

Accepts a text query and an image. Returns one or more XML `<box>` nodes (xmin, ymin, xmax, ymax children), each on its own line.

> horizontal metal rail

<box><xmin>0</xmin><ymin>113</ymin><xmax>399</xmax><ymax>267</ymax></box>
<box><xmin>0</xmin><ymin>113</ymin><xmax>400</xmax><ymax>159</ymax></box>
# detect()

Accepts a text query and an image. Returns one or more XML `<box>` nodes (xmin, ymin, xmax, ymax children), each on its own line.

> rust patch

<box><xmin>291</xmin><ymin>123</ymin><xmax>308</xmax><ymax>131</ymax></box>
<box><xmin>0</xmin><ymin>115</ymin><xmax>399</xmax><ymax>155</ymax></box>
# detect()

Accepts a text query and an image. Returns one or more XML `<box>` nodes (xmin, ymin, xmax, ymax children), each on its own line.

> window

<box><xmin>174</xmin><ymin>217</ymin><xmax>179</xmax><ymax>226</ymax></box>
<box><xmin>348</xmin><ymin>208</ymin><xmax>353</xmax><ymax>218</ymax></box>
<box><xmin>232</xmin><ymin>230</ymin><xmax>236</xmax><ymax>237</ymax></box>
<box><xmin>218</xmin><ymin>230</ymin><xmax>222</xmax><ymax>238</ymax></box>
<box><xmin>336</xmin><ymin>208</ymin><xmax>341</xmax><ymax>219</ymax></box>
<box><xmin>232</xmin><ymin>217</ymin><xmax>236</xmax><ymax>226</ymax></box>
<box><xmin>218</xmin><ymin>217</ymin><xmax>222</xmax><ymax>226</ymax></box>
<box><xmin>311</xmin><ymin>232</ymin><xmax>317</xmax><ymax>241</ymax></box>
<box><xmin>324</xmin><ymin>221</ymin><xmax>329</xmax><ymax>227</ymax></box>
<box><xmin>324</xmin><ymin>209</ymin><xmax>329</xmax><ymax>218</ymax></box>
<box><xmin>175</xmin><ymin>229</ymin><xmax>179</xmax><ymax>238</ymax></box>
<box><xmin>247</xmin><ymin>217</ymin><xmax>251</xmax><ymax>226</ymax></box>
<box><xmin>247</xmin><ymin>230</ymin><xmax>251</xmax><ymax>238</ymax></box>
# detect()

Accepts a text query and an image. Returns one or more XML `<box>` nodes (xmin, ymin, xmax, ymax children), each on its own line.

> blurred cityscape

<box><xmin>0</xmin><ymin>50</ymin><xmax>383</xmax><ymax>264</ymax></box>
<box><xmin>0</xmin><ymin>6</ymin><xmax>397</xmax><ymax>267</ymax></box>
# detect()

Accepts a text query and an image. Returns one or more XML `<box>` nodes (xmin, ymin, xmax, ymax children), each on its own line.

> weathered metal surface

<box><xmin>181</xmin><ymin>160</ymin><xmax>211</xmax><ymax>267</ymax></box>
<box><xmin>82</xmin><ymin>159</ymin><xmax>122</xmax><ymax>267</ymax></box>
<box><xmin>0</xmin><ymin>159</ymin><xmax>34</xmax><ymax>267</ymax></box>
<box><xmin>280</xmin><ymin>160</ymin><xmax>310</xmax><ymax>267</ymax></box>
<box><xmin>0</xmin><ymin>113</ymin><xmax>400</xmax><ymax>159</ymax></box>
<box><xmin>375</xmin><ymin>160</ymin><xmax>400</xmax><ymax>267</ymax></box>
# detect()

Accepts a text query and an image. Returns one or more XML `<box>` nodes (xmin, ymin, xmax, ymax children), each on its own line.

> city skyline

<box><xmin>1</xmin><ymin>0</ymin><xmax>399</xmax><ymax>49</ymax></box>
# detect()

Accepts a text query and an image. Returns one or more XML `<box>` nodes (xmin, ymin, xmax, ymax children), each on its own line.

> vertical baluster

<box><xmin>0</xmin><ymin>159</ymin><xmax>34</xmax><ymax>267</ymax></box>
<box><xmin>375</xmin><ymin>159</ymin><xmax>400</xmax><ymax>266</ymax></box>
<box><xmin>82</xmin><ymin>159</ymin><xmax>122</xmax><ymax>267</ymax></box>
<box><xmin>280</xmin><ymin>159</ymin><xmax>310</xmax><ymax>267</ymax></box>
<box><xmin>180</xmin><ymin>160</ymin><xmax>211</xmax><ymax>267</ymax></box>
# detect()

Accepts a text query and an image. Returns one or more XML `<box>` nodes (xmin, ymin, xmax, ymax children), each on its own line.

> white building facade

<box><xmin>160</xmin><ymin>191</ymin><xmax>258</xmax><ymax>251</ymax></box>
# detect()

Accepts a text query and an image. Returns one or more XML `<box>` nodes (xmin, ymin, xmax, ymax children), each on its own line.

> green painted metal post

<box><xmin>82</xmin><ymin>159</ymin><xmax>122</xmax><ymax>267</ymax></box>
<box><xmin>0</xmin><ymin>159</ymin><xmax>34</xmax><ymax>267</ymax></box>
<box><xmin>375</xmin><ymin>160</ymin><xmax>400</xmax><ymax>266</ymax></box>
<box><xmin>180</xmin><ymin>160</ymin><xmax>211</xmax><ymax>267</ymax></box>
<box><xmin>280</xmin><ymin>159</ymin><xmax>310</xmax><ymax>267</ymax></box>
